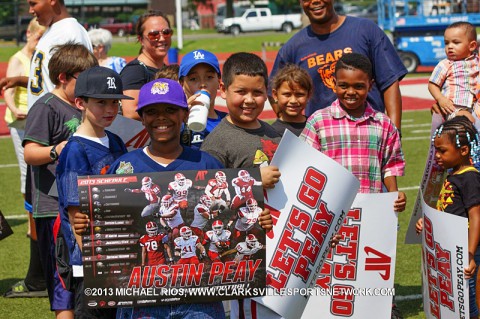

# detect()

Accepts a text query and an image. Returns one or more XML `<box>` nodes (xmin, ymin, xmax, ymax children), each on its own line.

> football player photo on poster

<box><xmin>78</xmin><ymin>168</ymin><xmax>266</xmax><ymax>308</ymax></box>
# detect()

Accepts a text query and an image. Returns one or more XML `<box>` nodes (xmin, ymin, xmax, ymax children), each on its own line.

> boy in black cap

<box><xmin>22</xmin><ymin>43</ymin><xmax>97</xmax><ymax>318</ymax></box>
<box><xmin>56</xmin><ymin>66</ymin><xmax>133</xmax><ymax>318</ymax></box>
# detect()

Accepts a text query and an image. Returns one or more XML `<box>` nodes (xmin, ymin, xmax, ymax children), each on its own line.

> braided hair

<box><xmin>432</xmin><ymin>115</ymin><xmax>480</xmax><ymax>165</ymax></box>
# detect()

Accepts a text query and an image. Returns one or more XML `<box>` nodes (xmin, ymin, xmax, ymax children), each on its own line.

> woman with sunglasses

<box><xmin>120</xmin><ymin>10</ymin><xmax>174</xmax><ymax>120</ymax></box>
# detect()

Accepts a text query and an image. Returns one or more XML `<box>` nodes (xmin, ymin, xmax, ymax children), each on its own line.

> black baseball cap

<box><xmin>74</xmin><ymin>66</ymin><xmax>133</xmax><ymax>100</ymax></box>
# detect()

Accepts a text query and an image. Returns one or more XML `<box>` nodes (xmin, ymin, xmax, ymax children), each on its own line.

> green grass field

<box><xmin>0</xmin><ymin>31</ymin><xmax>295</xmax><ymax>62</ymax></box>
<box><xmin>0</xmin><ymin>109</ymin><xmax>432</xmax><ymax>318</ymax></box>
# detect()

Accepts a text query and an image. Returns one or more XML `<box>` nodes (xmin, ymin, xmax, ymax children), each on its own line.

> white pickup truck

<box><xmin>217</xmin><ymin>8</ymin><xmax>302</xmax><ymax>36</ymax></box>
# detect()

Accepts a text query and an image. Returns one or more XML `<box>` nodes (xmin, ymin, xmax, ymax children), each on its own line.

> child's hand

<box><xmin>415</xmin><ymin>218</ymin><xmax>423</xmax><ymax>234</ymax></box>
<box><xmin>73</xmin><ymin>212</ymin><xmax>89</xmax><ymax>236</ymax></box>
<box><xmin>186</xmin><ymin>93</ymin><xmax>201</xmax><ymax>111</ymax></box>
<box><xmin>394</xmin><ymin>191</ymin><xmax>406</xmax><ymax>212</ymax></box>
<box><xmin>260</xmin><ymin>165</ymin><xmax>281</xmax><ymax>189</ymax></box>
<box><xmin>330</xmin><ymin>233</ymin><xmax>342</xmax><ymax>248</ymax></box>
<box><xmin>438</xmin><ymin>96</ymin><xmax>456</xmax><ymax>115</ymax></box>
<box><xmin>258</xmin><ymin>208</ymin><xmax>273</xmax><ymax>232</ymax></box>
<box><xmin>464</xmin><ymin>253</ymin><xmax>476</xmax><ymax>279</ymax></box>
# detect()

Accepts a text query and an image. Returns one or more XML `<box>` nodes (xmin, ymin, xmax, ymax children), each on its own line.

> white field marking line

<box><xmin>0</xmin><ymin>163</ymin><xmax>19</xmax><ymax>168</ymax></box>
<box><xmin>5</xmin><ymin>214</ymin><xmax>28</xmax><ymax>219</ymax></box>
<box><xmin>411</xmin><ymin>129</ymin><xmax>431</xmax><ymax>134</ymax></box>
<box><xmin>402</xmin><ymin>123</ymin><xmax>430</xmax><ymax>128</ymax></box>
<box><xmin>402</xmin><ymin>119</ymin><xmax>414</xmax><ymax>123</ymax></box>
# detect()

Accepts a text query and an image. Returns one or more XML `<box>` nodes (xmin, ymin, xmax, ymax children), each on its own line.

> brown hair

<box><xmin>136</xmin><ymin>10</ymin><xmax>171</xmax><ymax>37</ymax></box>
<box><xmin>271</xmin><ymin>64</ymin><xmax>313</xmax><ymax>97</ymax></box>
<box><xmin>222</xmin><ymin>52</ymin><xmax>268</xmax><ymax>89</ymax></box>
<box><xmin>155</xmin><ymin>64</ymin><xmax>180</xmax><ymax>81</ymax></box>
<box><xmin>49</xmin><ymin>42</ymin><xmax>98</xmax><ymax>85</ymax></box>
<box><xmin>446</xmin><ymin>21</ymin><xmax>477</xmax><ymax>42</ymax></box>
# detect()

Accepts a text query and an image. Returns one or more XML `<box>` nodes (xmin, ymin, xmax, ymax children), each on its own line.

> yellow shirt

<box><xmin>4</xmin><ymin>50</ymin><xmax>30</xmax><ymax>126</ymax></box>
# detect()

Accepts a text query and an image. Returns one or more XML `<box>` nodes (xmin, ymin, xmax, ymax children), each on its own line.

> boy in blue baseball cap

<box><xmin>179</xmin><ymin>49</ymin><xmax>227</xmax><ymax>148</ymax></box>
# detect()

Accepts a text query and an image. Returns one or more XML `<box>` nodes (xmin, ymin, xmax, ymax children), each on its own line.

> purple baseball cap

<box><xmin>179</xmin><ymin>49</ymin><xmax>221</xmax><ymax>78</ymax></box>
<box><xmin>137</xmin><ymin>78</ymin><xmax>188</xmax><ymax>113</ymax></box>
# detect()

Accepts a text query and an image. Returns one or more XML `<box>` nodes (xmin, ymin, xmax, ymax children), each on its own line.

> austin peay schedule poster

<box><xmin>79</xmin><ymin>168</ymin><xmax>266</xmax><ymax>308</ymax></box>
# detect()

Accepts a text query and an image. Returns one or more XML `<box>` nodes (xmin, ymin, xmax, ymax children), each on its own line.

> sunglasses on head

<box><xmin>146</xmin><ymin>28</ymin><xmax>173</xmax><ymax>41</ymax></box>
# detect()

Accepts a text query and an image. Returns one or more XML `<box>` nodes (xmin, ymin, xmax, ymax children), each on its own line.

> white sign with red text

<box><xmin>421</xmin><ymin>194</ymin><xmax>469</xmax><ymax>319</ymax></box>
<box><xmin>303</xmin><ymin>192</ymin><xmax>398</xmax><ymax>318</ymax></box>
<box><xmin>255</xmin><ymin>130</ymin><xmax>360</xmax><ymax>319</ymax></box>
<box><xmin>109</xmin><ymin>115</ymin><xmax>150</xmax><ymax>151</ymax></box>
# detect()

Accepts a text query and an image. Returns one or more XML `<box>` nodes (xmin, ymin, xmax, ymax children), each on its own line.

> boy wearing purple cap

<box><xmin>179</xmin><ymin>49</ymin><xmax>227</xmax><ymax>148</ymax></box>
<box><xmin>73</xmin><ymin>78</ymin><xmax>274</xmax><ymax>319</ymax></box>
<box><xmin>56</xmin><ymin>66</ymin><xmax>133</xmax><ymax>318</ymax></box>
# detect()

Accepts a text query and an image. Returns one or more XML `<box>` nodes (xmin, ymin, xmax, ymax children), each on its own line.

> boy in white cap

<box><xmin>56</xmin><ymin>66</ymin><xmax>133</xmax><ymax>318</ymax></box>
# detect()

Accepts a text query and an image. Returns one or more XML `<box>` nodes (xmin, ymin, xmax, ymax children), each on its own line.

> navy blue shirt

<box><xmin>270</xmin><ymin>16</ymin><xmax>407</xmax><ymax>117</ymax></box>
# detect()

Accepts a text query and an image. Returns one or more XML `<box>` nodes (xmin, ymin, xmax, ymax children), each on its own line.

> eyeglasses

<box><xmin>70</xmin><ymin>74</ymin><xmax>78</xmax><ymax>80</ymax></box>
<box><xmin>146</xmin><ymin>28</ymin><xmax>173</xmax><ymax>41</ymax></box>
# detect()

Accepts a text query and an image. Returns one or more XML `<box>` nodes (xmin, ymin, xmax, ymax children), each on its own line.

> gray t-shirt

<box><xmin>200</xmin><ymin>118</ymin><xmax>281</xmax><ymax>168</ymax></box>
<box><xmin>23</xmin><ymin>93</ymin><xmax>81</xmax><ymax>218</ymax></box>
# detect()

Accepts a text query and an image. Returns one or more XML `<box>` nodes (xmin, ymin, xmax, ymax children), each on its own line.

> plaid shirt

<box><xmin>300</xmin><ymin>100</ymin><xmax>405</xmax><ymax>193</ymax></box>
<box><xmin>429</xmin><ymin>54</ymin><xmax>479</xmax><ymax>109</ymax></box>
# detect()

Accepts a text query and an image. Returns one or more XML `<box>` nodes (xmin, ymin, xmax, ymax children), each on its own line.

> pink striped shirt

<box><xmin>300</xmin><ymin>100</ymin><xmax>405</xmax><ymax>193</ymax></box>
<box><xmin>429</xmin><ymin>54</ymin><xmax>479</xmax><ymax>109</ymax></box>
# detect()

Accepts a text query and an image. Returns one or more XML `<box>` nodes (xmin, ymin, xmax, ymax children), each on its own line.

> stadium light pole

<box><xmin>175</xmin><ymin>0</ymin><xmax>183</xmax><ymax>49</ymax></box>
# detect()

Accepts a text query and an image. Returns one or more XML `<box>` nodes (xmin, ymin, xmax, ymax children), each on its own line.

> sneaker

<box><xmin>4</xmin><ymin>280</ymin><xmax>48</xmax><ymax>298</ymax></box>
<box><xmin>391</xmin><ymin>303</ymin><xmax>403</xmax><ymax>319</ymax></box>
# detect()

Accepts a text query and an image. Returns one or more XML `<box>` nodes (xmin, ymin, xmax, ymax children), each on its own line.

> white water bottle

<box><xmin>188</xmin><ymin>90</ymin><xmax>211</xmax><ymax>132</ymax></box>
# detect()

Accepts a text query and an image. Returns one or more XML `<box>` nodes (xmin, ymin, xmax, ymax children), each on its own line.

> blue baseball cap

<box><xmin>137</xmin><ymin>78</ymin><xmax>188</xmax><ymax>114</ymax></box>
<box><xmin>179</xmin><ymin>50</ymin><xmax>221</xmax><ymax>79</ymax></box>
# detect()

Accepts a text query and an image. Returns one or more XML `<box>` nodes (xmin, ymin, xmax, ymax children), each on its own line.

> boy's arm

<box><xmin>382</xmin><ymin>81</ymin><xmax>402</xmax><ymax>131</ymax></box>
<box><xmin>428</xmin><ymin>82</ymin><xmax>455</xmax><ymax>115</ymax></box>
<box><xmin>0</xmin><ymin>75</ymin><xmax>28</xmax><ymax>92</ymax></box>
<box><xmin>121</xmin><ymin>90</ymin><xmax>141</xmax><ymax>120</ymax></box>
<box><xmin>384</xmin><ymin>176</ymin><xmax>406</xmax><ymax>212</ymax></box>
<box><xmin>24</xmin><ymin>140</ymin><xmax>68</xmax><ymax>166</ymax></box>
<box><xmin>68</xmin><ymin>206</ymin><xmax>84</xmax><ymax>250</ymax></box>
<box><xmin>465</xmin><ymin>205</ymin><xmax>480</xmax><ymax>279</ymax></box>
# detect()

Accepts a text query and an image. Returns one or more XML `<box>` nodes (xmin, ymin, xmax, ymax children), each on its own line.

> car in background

<box><xmin>98</xmin><ymin>18</ymin><xmax>134</xmax><ymax>37</ymax></box>
<box><xmin>0</xmin><ymin>16</ymin><xmax>31</xmax><ymax>42</ymax></box>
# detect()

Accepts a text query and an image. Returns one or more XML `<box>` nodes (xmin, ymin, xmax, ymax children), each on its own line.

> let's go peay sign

<box><xmin>255</xmin><ymin>131</ymin><xmax>360</xmax><ymax>319</ymax></box>
<box><xmin>421</xmin><ymin>191</ymin><xmax>469</xmax><ymax>319</ymax></box>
